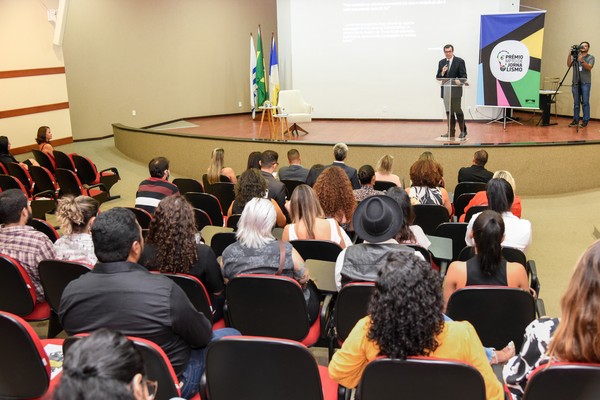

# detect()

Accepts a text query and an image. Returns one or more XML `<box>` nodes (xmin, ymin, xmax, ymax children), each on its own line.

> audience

<box><xmin>228</xmin><ymin>168</ymin><xmax>286</xmax><ymax>227</ymax></box>
<box><xmin>278</xmin><ymin>148</ymin><xmax>310</xmax><ymax>182</ymax></box>
<box><xmin>134</xmin><ymin>156</ymin><xmax>179</xmax><ymax>215</ymax></box>
<box><xmin>282</xmin><ymin>184</ymin><xmax>351</xmax><ymax>248</ymax></box>
<box><xmin>0</xmin><ymin>189</ymin><xmax>55</xmax><ymax>303</ymax></box>
<box><xmin>418</xmin><ymin>151</ymin><xmax>444</xmax><ymax>187</ymax></box>
<box><xmin>246</xmin><ymin>151</ymin><xmax>262</xmax><ymax>170</ymax></box>
<box><xmin>444</xmin><ymin>210</ymin><xmax>530</xmax><ymax>307</ymax></box>
<box><xmin>385</xmin><ymin>187</ymin><xmax>431</xmax><ymax>249</ymax></box>
<box><xmin>326</xmin><ymin>143</ymin><xmax>360</xmax><ymax>189</ymax></box>
<box><xmin>503</xmin><ymin>239</ymin><xmax>600</xmax><ymax>399</ymax></box>
<box><xmin>334</xmin><ymin>195</ymin><xmax>418</xmax><ymax>290</ymax></box>
<box><xmin>221</xmin><ymin>198</ymin><xmax>319</xmax><ymax>323</ymax></box>
<box><xmin>353</xmin><ymin>164</ymin><xmax>384</xmax><ymax>201</ymax></box>
<box><xmin>328</xmin><ymin>251</ymin><xmax>504</xmax><ymax>399</ymax></box>
<box><xmin>305</xmin><ymin>163</ymin><xmax>326</xmax><ymax>187</ymax></box>
<box><xmin>460</xmin><ymin>170</ymin><xmax>522</xmax><ymax>222</ymax></box>
<box><xmin>259</xmin><ymin>150</ymin><xmax>289</xmax><ymax>221</ymax></box>
<box><xmin>406</xmin><ymin>158</ymin><xmax>452</xmax><ymax>215</ymax></box>
<box><xmin>374</xmin><ymin>154</ymin><xmax>401</xmax><ymax>187</ymax></box>
<box><xmin>54</xmin><ymin>195</ymin><xmax>100</xmax><ymax>266</ymax></box>
<box><xmin>465</xmin><ymin>178</ymin><xmax>531</xmax><ymax>252</ymax></box>
<box><xmin>53</xmin><ymin>329</ymin><xmax>155</xmax><ymax>400</ymax></box>
<box><xmin>0</xmin><ymin>135</ymin><xmax>37</xmax><ymax>170</ymax></box>
<box><xmin>313</xmin><ymin>166</ymin><xmax>356</xmax><ymax>229</ymax></box>
<box><xmin>35</xmin><ymin>125</ymin><xmax>54</xmax><ymax>160</ymax></box>
<box><xmin>206</xmin><ymin>147</ymin><xmax>237</xmax><ymax>184</ymax></box>
<box><xmin>140</xmin><ymin>195</ymin><xmax>225</xmax><ymax>320</ymax></box>
<box><xmin>458</xmin><ymin>149</ymin><xmax>494</xmax><ymax>183</ymax></box>
<box><xmin>59</xmin><ymin>207</ymin><xmax>238</xmax><ymax>399</ymax></box>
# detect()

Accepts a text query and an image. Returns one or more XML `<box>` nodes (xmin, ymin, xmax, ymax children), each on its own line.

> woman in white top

<box><xmin>374</xmin><ymin>154</ymin><xmax>401</xmax><ymax>187</ymax></box>
<box><xmin>54</xmin><ymin>195</ymin><xmax>100</xmax><ymax>266</ymax></box>
<box><xmin>282</xmin><ymin>184</ymin><xmax>352</xmax><ymax>248</ymax></box>
<box><xmin>385</xmin><ymin>187</ymin><xmax>431</xmax><ymax>249</ymax></box>
<box><xmin>465</xmin><ymin>178</ymin><xmax>531</xmax><ymax>252</ymax></box>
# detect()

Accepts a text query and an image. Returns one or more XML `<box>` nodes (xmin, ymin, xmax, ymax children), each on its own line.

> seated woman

<box><xmin>206</xmin><ymin>147</ymin><xmax>237</xmax><ymax>184</ymax></box>
<box><xmin>328</xmin><ymin>251</ymin><xmax>504</xmax><ymax>400</ymax></box>
<box><xmin>227</xmin><ymin>168</ymin><xmax>286</xmax><ymax>227</ymax></box>
<box><xmin>140</xmin><ymin>195</ymin><xmax>225</xmax><ymax>320</ymax></box>
<box><xmin>54</xmin><ymin>195</ymin><xmax>100</xmax><ymax>266</ymax></box>
<box><xmin>35</xmin><ymin>125</ymin><xmax>54</xmax><ymax>159</ymax></box>
<box><xmin>282</xmin><ymin>184</ymin><xmax>352</xmax><ymax>248</ymax></box>
<box><xmin>222</xmin><ymin>197</ymin><xmax>319</xmax><ymax>323</ymax></box>
<box><xmin>385</xmin><ymin>187</ymin><xmax>431</xmax><ymax>249</ymax></box>
<box><xmin>0</xmin><ymin>136</ymin><xmax>38</xmax><ymax>170</ymax></box>
<box><xmin>460</xmin><ymin>170</ymin><xmax>522</xmax><ymax>222</ymax></box>
<box><xmin>444</xmin><ymin>210</ymin><xmax>530</xmax><ymax>307</ymax></box>
<box><xmin>246</xmin><ymin>151</ymin><xmax>262</xmax><ymax>170</ymax></box>
<box><xmin>406</xmin><ymin>159</ymin><xmax>452</xmax><ymax>215</ymax></box>
<box><xmin>353</xmin><ymin>165</ymin><xmax>384</xmax><ymax>202</ymax></box>
<box><xmin>313</xmin><ymin>166</ymin><xmax>356</xmax><ymax>229</ymax></box>
<box><xmin>465</xmin><ymin>178</ymin><xmax>531</xmax><ymax>252</ymax></box>
<box><xmin>374</xmin><ymin>154</ymin><xmax>401</xmax><ymax>187</ymax></box>
<box><xmin>52</xmin><ymin>329</ymin><xmax>156</xmax><ymax>400</ymax></box>
<box><xmin>503</xmin><ymin>239</ymin><xmax>600</xmax><ymax>399</ymax></box>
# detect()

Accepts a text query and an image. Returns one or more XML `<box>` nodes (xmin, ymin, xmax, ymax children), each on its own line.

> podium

<box><xmin>539</xmin><ymin>89</ymin><xmax>561</xmax><ymax>126</ymax></box>
<box><xmin>436</xmin><ymin>77</ymin><xmax>468</xmax><ymax>142</ymax></box>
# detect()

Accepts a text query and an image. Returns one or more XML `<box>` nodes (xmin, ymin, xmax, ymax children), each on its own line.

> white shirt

<box><xmin>465</xmin><ymin>211</ymin><xmax>532</xmax><ymax>252</ymax></box>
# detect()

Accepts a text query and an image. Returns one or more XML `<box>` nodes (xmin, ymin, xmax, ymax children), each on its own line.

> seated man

<box><xmin>278</xmin><ymin>148</ymin><xmax>310</xmax><ymax>182</ymax></box>
<box><xmin>458</xmin><ymin>149</ymin><xmax>493</xmax><ymax>183</ymax></box>
<box><xmin>334</xmin><ymin>195</ymin><xmax>418</xmax><ymax>290</ymax></box>
<box><xmin>59</xmin><ymin>207</ymin><xmax>237</xmax><ymax>399</ymax></box>
<box><xmin>135</xmin><ymin>156</ymin><xmax>179</xmax><ymax>214</ymax></box>
<box><xmin>260</xmin><ymin>150</ymin><xmax>289</xmax><ymax>221</ymax></box>
<box><xmin>0</xmin><ymin>189</ymin><xmax>55</xmax><ymax>303</ymax></box>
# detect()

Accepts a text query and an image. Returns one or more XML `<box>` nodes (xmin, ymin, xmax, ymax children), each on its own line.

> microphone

<box><xmin>446</xmin><ymin>59</ymin><xmax>450</xmax><ymax>67</ymax></box>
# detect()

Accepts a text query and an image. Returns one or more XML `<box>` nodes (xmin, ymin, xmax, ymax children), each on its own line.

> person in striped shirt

<box><xmin>135</xmin><ymin>157</ymin><xmax>179</xmax><ymax>214</ymax></box>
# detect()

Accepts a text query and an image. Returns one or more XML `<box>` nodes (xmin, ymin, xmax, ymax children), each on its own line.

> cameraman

<box><xmin>567</xmin><ymin>41</ymin><xmax>594</xmax><ymax>128</ymax></box>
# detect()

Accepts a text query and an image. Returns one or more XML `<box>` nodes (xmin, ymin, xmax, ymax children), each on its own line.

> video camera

<box><xmin>571</xmin><ymin>44</ymin><xmax>582</xmax><ymax>58</ymax></box>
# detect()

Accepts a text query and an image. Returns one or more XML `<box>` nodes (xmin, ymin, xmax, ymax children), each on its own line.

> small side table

<box><xmin>272</xmin><ymin>113</ymin><xmax>289</xmax><ymax>141</ymax></box>
<box><xmin>258</xmin><ymin>106</ymin><xmax>277</xmax><ymax>139</ymax></box>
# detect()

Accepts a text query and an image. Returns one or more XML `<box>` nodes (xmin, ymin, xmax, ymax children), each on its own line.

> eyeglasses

<box><xmin>146</xmin><ymin>380</ymin><xmax>158</xmax><ymax>400</ymax></box>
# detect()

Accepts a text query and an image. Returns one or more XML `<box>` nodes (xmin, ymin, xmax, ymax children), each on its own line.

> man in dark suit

<box><xmin>458</xmin><ymin>149</ymin><xmax>494</xmax><ymax>183</ymax></box>
<box><xmin>260</xmin><ymin>150</ymin><xmax>290</xmax><ymax>221</ymax></box>
<box><xmin>436</xmin><ymin>44</ymin><xmax>468</xmax><ymax>141</ymax></box>
<box><xmin>278</xmin><ymin>148</ymin><xmax>310</xmax><ymax>182</ymax></box>
<box><xmin>326</xmin><ymin>143</ymin><xmax>360</xmax><ymax>189</ymax></box>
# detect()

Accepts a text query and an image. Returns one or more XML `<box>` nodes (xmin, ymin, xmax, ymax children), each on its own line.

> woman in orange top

<box><xmin>328</xmin><ymin>251</ymin><xmax>503</xmax><ymax>399</ymax></box>
<box><xmin>35</xmin><ymin>125</ymin><xmax>54</xmax><ymax>159</ymax></box>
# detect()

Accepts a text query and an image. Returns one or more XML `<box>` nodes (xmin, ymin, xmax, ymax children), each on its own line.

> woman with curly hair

<box><xmin>140</xmin><ymin>195</ymin><xmax>225</xmax><ymax>320</ymax></box>
<box><xmin>444</xmin><ymin>210</ymin><xmax>529</xmax><ymax>307</ymax></box>
<box><xmin>406</xmin><ymin>158</ymin><xmax>452</xmax><ymax>214</ymax></box>
<box><xmin>328</xmin><ymin>251</ymin><xmax>503</xmax><ymax>399</ymax></box>
<box><xmin>206</xmin><ymin>147</ymin><xmax>237</xmax><ymax>184</ymax></box>
<box><xmin>227</xmin><ymin>168</ymin><xmax>286</xmax><ymax>227</ymax></box>
<box><xmin>313</xmin><ymin>166</ymin><xmax>356</xmax><ymax>229</ymax></box>
<box><xmin>35</xmin><ymin>125</ymin><xmax>55</xmax><ymax>159</ymax></box>
<box><xmin>54</xmin><ymin>195</ymin><xmax>100</xmax><ymax>266</ymax></box>
<box><xmin>282</xmin><ymin>184</ymin><xmax>351</xmax><ymax>248</ymax></box>
<box><xmin>503</xmin><ymin>239</ymin><xmax>600</xmax><ymax>399</ymax></box>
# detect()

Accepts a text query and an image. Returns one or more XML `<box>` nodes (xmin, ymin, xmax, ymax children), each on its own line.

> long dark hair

<box><xmin>472</xmin><ymin>210</ymin><xmax>505</xmax><ymax>276</ymax></box>
<box><xmin>386</xmin><ymin>187</ymin><xmax>416</xmax><ymax>243</ymax></box>
<box><xmin>368</xmin><ymin>251</ymin><xmax>444</xmax><ymax>358</ymax></box>
<box><xmin>487</xmin><ymin>178</ymin><xmax>514</xmax><ymax>213</ymax></box>
<box><xmin>53</xmin><ymin>329</ymin><xmax>145</xmax><ymax>400</ymax></box>
<box><xmin>0</xmin><ymin>136</ymin><xmax>9</xmax><ymax>155</ymax></box>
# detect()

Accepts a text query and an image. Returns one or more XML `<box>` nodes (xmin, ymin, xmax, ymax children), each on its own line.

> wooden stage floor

<box><xmin>149</xmin><ymin>112</ymin><xmax>600</xmax><ymax>147</ymax></box>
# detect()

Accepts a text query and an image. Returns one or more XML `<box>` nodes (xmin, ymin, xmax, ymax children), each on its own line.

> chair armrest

<box><xmin>84</xmin><ymin>183</ymin><xmax>108</xmax><ymax>192</ymax></box>
<box><xmin>32</xmin><ymin>190</ymin><xmax>57</xmax><ymax>201</ymax></box>
<box><xmin>338</xmin><ymin>385</ymin><xmax>352</xmax><ymax>400</ymax></box>
<box><xmin>99</xmin><ymin>167</ymin><xmax>120</xmax><ymax>178</ymax></box>
<box><xmin>536</xmin><ymin>298</ymin><xmax>546</xmax><ymax>318</ymax></box>
<box><xmin>320</xmin><ymin>293</ymin><xmax>335</xmax><ymax>339</ymax></box>
<box><xmin>527</xmin><ymin>260</ymin><xmax>540</xmax><ymax>296</ymax></box>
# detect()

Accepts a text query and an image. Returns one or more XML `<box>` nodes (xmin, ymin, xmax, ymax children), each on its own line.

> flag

<box><xmin>269</xmin><ymin>33</ymin><xmax>280</xmax><ymax>106</ymax></box>
<box><xmin>250</xmin><ymin>33</ymin><xmax>257</xmax><ymax>118</ymax></box>
<box><xmin>256</xmin><ymin>26</ymin><xmax>268</xmax><ymax>107</ymax></box>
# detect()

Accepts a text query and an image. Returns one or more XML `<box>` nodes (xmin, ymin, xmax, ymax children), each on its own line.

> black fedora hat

<box><xmin>352</xmin><ymin>195</ymin><xmax>404</xmax><ymax>243</ymax></box>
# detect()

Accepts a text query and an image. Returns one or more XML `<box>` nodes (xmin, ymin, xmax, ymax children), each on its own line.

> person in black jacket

<box><xmin>436</xmin><ymin>44</ymin><xmax>468</xmax><ymax>140</ymax></box>
<box><xmin>458</xmin><ymin>149</ymin><xmax>494</xmax><ymax>183</ymax></box>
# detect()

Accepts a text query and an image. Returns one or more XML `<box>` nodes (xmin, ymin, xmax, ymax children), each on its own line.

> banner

<box><xmin>477</xmin><ymin>12</ymin><xmax>545</xmax><ymax>108</ymax></box>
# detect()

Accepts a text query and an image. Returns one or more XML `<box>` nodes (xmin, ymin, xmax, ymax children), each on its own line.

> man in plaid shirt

<box><xmin>0</xmin><ymin>189</ymin><xmax>55</xmax><ymax>303</ymax></box>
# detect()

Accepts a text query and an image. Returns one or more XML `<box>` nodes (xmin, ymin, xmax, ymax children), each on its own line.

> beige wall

<box><xmin>63</xmin><ymin>0</ymin><xmax>277</xmax><ymax>140</ymax></box>
<box><xmin>0</xmin><ymin>0</ymin><xmax>72</xmax><ymax>148</ymax></box>
<box><xmin>521</xmin><ymin>0</ymin><xmax>600</xmax><ymax>119</ymax></box>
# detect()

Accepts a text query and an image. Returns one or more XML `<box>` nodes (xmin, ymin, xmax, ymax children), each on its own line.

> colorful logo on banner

<box><xmin>477</xmin><ymin>12</ymin><xmax>545</xmax><ymax>108</ymax></box>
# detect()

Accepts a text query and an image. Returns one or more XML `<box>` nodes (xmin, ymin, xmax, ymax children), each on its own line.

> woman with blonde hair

<box><xmin>503</xmin><ymin>239</ymin><xmax>600</xmax><ymax>399</ymax></box>
<box><xmin>206</xmin><ymin>147</ymin><xmax>237</xmax><ymax>185</ymax></box>
<box><xmin>140</xmin><ymin>195</ymin><xmax>225</xmax><ymax>319</ymax></box>
<box><xmin>54</xmin><ymin>195</ymin><xmax>100</xmax><ymax>265</ymax></box>
<box><xmin>375</xmin><ymin>154</ymin><xmax>401</xmax><ymax>187</ymax></box>
<box><xmin>313</xmin><ymin>166</ymin><xmax>356</xmax><ymax>229</ymax></box>
<box><xmin>460</xmin><ymin>170</ymin><xmax>522</xmax><ymax>222</ymax></box>
<box><xmin>282</xmin><ymin>184</ymin><xmax>351</xmax><ymax>248</ymax></box>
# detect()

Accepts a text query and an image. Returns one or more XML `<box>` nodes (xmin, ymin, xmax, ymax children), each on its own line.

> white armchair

<box><xmin>277</xmin><ymin>90</ymin><xmax>312</xmax><ymax>136</ymax></box>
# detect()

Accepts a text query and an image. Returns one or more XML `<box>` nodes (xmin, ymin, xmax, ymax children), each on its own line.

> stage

<box><xmin>113</xmin><ymin>113</ymin><xmax>600</xmax><ymax>196</ymax></box>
